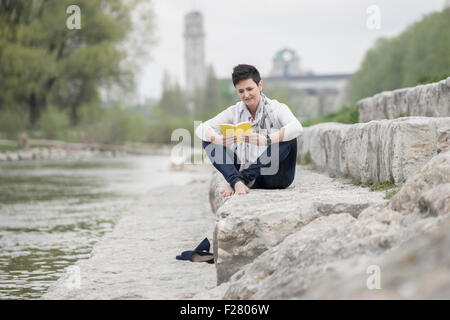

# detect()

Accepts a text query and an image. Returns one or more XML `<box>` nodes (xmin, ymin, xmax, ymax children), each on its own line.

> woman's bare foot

<box><xmin>234</xmin><ymin>181</ymin><xmax>249</xmax><ymax>195</ymax></box>
<box><xmin>220</xmin><ymin>183</ymin><xmax>235</xmax><ymax>197</ymax></box>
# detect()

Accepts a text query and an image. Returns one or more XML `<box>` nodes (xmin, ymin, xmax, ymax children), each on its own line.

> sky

<box><xmin>137</xmin><ymin>0</ymin><xmax>446</xmax><ymax>101</ymax></box>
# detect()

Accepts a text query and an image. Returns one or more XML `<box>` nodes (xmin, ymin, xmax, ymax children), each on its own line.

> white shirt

<box><xmin>195</xmin><ymin>93</ymin><xmax>303</xmax><ymax>171</ymax></box>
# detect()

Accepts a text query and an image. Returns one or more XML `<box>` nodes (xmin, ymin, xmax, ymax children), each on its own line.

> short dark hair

<box><xmin>232</xmin><ymin>64</ymin><xmax>261</xmax><ymax>87</ymax></box>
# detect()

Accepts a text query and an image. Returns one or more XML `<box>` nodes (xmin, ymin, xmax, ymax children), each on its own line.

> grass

<box><xmin>297</xmin><ymin>151</ymin><xmax>312</xmax><ymax>165</ymax></box>
<box><xmin>351</xmin><ymin>176</ymin><xmax>362</xmax><ymax>186</ymax></box>
<box><xmin>301</xmin><ymin>105</ymin><xmax>358</xmax><ymax>127</ymax></box>
<box><xmin>0</xmin><ymin>145</ymin><xmax>20</xmax><ymax>152</ymax></box>
<box><xmin>385</xmin><ymin>189</ymin><xmax>399</xmax><ymax>200</ymax></box>
<box><xmin>416</xmin><ymin>74</ymin><xmax>450</xmax><ymax>85</ymax></box>
<box><xmin>351</xmin><ymin>174</ymin><xmax>396</xmax><ymax>193</ymax></box>
<box><xmin>369</xmin><ymin>174</ymin><xmax>396</xmax><ymax>191</ymax></box>
<box><xmin>352</xmin><ymin>174</ymin><xmax>399</xmax><ymax>199</ymax></box>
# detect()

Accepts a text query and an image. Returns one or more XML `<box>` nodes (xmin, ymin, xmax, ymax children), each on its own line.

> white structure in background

<box><xmin>266</xmin><ymin>48</ymin><xmax>352</xmax><ymax>119</ymax></box>
<box><xmin>270</xmin><ymin>48</ymin><xmax>303</xmax><ymax>77</ymax></box>
<box><xmin>184</xmin><ymin>11</ymin><xmax>206</xmax><ymax>96</ymax></box>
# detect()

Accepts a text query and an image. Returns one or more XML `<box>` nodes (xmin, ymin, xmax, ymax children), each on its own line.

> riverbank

<box><xmin>42</xmin><ymin>163</ymin><xmax>217</xmax><ymax>299</ymax></box>
<box><xmin>0</xmin><ymin>139</ymin><xmax>172</xmax><ymax>161</ymax></box>
<box><xmin>187</xmin><ymin>150</ymin><xmax>450</xmax><ymax>299</ymax></box>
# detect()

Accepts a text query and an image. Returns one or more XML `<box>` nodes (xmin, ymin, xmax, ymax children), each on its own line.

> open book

<box><xmin>220</xmin><ymin>121</ymin><xmax>253</xmax><ymax>143</ymax></box>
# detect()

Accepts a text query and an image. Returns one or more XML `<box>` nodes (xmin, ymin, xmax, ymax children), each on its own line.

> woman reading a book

<box><xmin>195</xmin><ymin>64</ymin><xmax>304</xmax><ymax>196</ymax></box>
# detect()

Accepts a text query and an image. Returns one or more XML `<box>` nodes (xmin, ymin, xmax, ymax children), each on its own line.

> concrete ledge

<box><xmin>357</xmin><ymin>77</ymin><xmax>450</xmax><ymax>122</ymax></box>
<box><xmin>298</xmin><ymin>117</ymin><xmax>450</xmax><ymax>186</ymax></box>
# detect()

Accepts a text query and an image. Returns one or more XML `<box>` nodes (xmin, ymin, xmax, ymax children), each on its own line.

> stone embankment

<box><xmin>298</xmin><ymin>117</ymin><xmax>450</xmax><ymax>185</ymax></box>
<box><xmin>0</xmin><ymin>147</ymin><xmax>121</xmax><ymax>161</ymax></box>
<box><xmin>357</xmin><ymin>77</ymin><xmax>450</xmax><ymax>122</ymax></box>
<box><xmin>0</xmin><ymin>140</ymin><xmax>172</xmax><ymax>161</ymax></box>
<box><xmin>197</xmin><ymin>78</ymin><xmax>450</xmax><ymax>299</ymax></box>
<box><xmin>201</xmin><ymin>150</ymin><xmax>449</xmax><ymax>299</ymax></box>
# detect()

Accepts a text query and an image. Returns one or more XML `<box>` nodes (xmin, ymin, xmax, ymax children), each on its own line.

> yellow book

<box><xmin>220</xmin><ymin>121</ymin><xmax>253</xmax><ymax>143</ymax></box>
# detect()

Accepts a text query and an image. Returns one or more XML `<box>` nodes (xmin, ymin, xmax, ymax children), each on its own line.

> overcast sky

<box><xmin>137</xmin><ymin>0</ymin><xmax>446</xmax><ymax>101</ymax></box>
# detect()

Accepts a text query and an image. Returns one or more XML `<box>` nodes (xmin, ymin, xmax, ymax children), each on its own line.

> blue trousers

<box><xmin>202</xmin><ymin>138</ymin><xmax>297</xmax><ymax>189</ymax></box>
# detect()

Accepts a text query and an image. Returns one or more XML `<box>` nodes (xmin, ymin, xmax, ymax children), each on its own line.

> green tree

<box><xmin>193</xmin><ymin>64</ymin><xmax>222</xmax><ymax>119</ymax></box>
<box><xmin>0</xmin><ymin>0</ymin><xmax>154</xmax><ymax>128</ymax></box>
<box><xmin>158</xmin><ymin>71</ymin><xmax>188</xmax><ymax>116</ymax></box>
<box><xmin>37</xmin><ymin>105</ymin><xmax>70</xmax><ymax>139</ymax></box>
<box><xmin>217</xmin><ymin>78</ymin><xmax>236</xmax><ymax>110</ymax></box>
<box><xmin>350</xmin><ymin>7</ymin><xmax>450</xmax><ymax>103</ymax></box>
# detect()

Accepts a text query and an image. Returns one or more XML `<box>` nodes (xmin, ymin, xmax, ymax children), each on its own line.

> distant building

<box><xmin>184</xmin><ymin>11</ymin><xmax>206</xmax><ymax>95</ymax></box>
<box><xmin>218</xmin><ymin>48</ymin><xmax>352</xmax><ymax>120</ymax></box>
<box><xmin>265</xmin><ymin>48</ymin><xmax>353</xmax><ymax>120</ymax></box>
<box><xmin>270</xmin><ymin>48</ymin><xmax>303</xmax><ymax>77</ymax></box>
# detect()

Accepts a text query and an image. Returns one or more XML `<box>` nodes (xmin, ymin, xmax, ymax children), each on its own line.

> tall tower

<box><xmin>184</xmin><ymin>11</ymin><xmax>206</xmax><ymax>95</ymax></box>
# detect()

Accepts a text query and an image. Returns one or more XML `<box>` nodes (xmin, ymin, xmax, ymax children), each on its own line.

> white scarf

<box><xmin>233</xmin><ymin>92</ymin><xmax>280</xmax><ymax>171</ymax></box>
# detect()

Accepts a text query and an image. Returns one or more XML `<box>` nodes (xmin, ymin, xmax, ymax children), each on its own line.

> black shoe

<box><xmin>176</xmin><ymin>250</ymin><xmax>214</xmax><ymax>264</ymax></box>
<box><xmin>194</xmin><ymin>237</ymin><xmax>210</xmax><ymax>252</ymax></box>
<box><xmin>176</xmin><ymin>238</ymin><xmax>214</xmax><ymax>264</ymax></box>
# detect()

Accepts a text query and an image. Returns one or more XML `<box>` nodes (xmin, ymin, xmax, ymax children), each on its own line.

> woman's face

<box><xmin>235</xmin><ymin>78</ymin><xmax>263</xmax><ymax>110</ymax></box>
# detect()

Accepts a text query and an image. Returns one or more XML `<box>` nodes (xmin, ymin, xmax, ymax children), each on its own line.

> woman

<box><xmin>195</xmin><ymin>64</ymin><xmax>303</xmax><ymax>196</ymax></box>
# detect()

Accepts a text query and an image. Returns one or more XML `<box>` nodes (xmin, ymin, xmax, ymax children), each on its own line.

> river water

<box><xmin>0</xmin><ymin>155</ymin><xmax>201</xmax><ymax>300</ymax></box>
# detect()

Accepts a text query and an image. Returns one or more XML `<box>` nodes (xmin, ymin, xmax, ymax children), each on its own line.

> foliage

<box><xmin>301</xmin><ymin>105</ymin><xmax>358</xmax><ymax>127</ymax></box>
<box><xmin>0</xmin><ymin>0</ymin><xmax>154</xmax><ymax>128</ymax></box>
<box><xmin>158</xmin><ymin>71</ymin><xmax>189</xmax><ymax>117</ymax></box>
<box><xmin>350</xmin><ymin>8</ymin><xmax>450</xmax><ymax>103</ymax></box>
<box><xmin>0</xmin><ymin>144</ymin><xmax>20</xmax><ymax>152</ymax></box>
<box><xmin>0</xmin><ymin>108</ymin><xmax>29</xmax><ymax>139</ymax></box>
<box><xmin>369</xmin><ymin>174</ymin><xmax>395</xmax><ymax>191</ymax></box>
<box><xmin>147</xmin><ymin>107</ymin><xmax>193</xmax><ymax>144</ymax></box>
<box><xmin>193</xmin><ymin>65</ymin><xmax>237</xmax><ymax>121</ymax></box>
<box><xmin>385</xmin><ymin>189</ymin><xmax>399</xmax><ymax>200</ymax></box>
<box><xmin>81</xmin><ymin>105</ymin><xmax>150</xmax><ymax>145</ymax></box>
<box><xmin>37</xmin><ymin>105</ymin><xmax>70</xmax><ymax>139</ymax></box>
<box><xmin>146</xmin><ymin>66</ymin><xmax>238</xmax><ymax>144</ymax></box>
<box><xmin>296</xmin><ymin>151</ymin><xmax>312</xmax><ymax>165</ymax></box>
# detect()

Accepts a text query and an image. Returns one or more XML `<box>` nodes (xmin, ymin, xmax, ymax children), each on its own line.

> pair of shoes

<box><xmin>176</xmin><ymin>238</ymin><xmax>214</xmax><ymax>264</ymax></box>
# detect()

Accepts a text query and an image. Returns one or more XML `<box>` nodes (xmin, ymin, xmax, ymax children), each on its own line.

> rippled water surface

<box><xmin>0</xmin><ymin>155</ymin><xmax>196</xmax><ymax>299</ymax></box>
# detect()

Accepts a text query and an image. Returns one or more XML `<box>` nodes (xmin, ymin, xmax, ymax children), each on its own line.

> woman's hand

<box><xmin>242</xmin><ymin>133</ymin><xmax>267</xmax><ymax>146</ymax></box>
<box><xmin>211</xmin><ymin>134</ymin><xmax>237</xmax><ymax>146</ymax></box>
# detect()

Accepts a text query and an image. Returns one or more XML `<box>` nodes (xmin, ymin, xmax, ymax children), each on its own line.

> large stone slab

<box><xmin>211</xmin><ymin>165</ymin><xmax>387</xmax><ymax>284</ymax></box>
<box><xmin>300</xmin><ymin>214</ymin><xmax>450</xmax><ymax>299</ymax></box>
<box><xmin>298</xmin><ymin>117</ymin><xmax>450</xmax><ymax>185</ymax></box>
<box><xmin>357</xmin><ymin>77</ymin><xmax>450</xmax><ymax>123</ymax></box>
<box><xmin>208</xmin><ymin>151</ymin><xmax>450</xmax><ymax>299</ymax></box>
<box><xmin>223</xmin><ymin>212</ymin><xmax>449</xmax><ymax>299</ymax></box>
